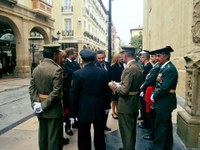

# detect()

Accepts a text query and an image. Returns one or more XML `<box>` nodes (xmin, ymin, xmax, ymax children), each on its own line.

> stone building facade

<box><xmin>0</xmin><ymin>0</ymin><xmax>54</xmax><ymax>77</ymax></box>
<box><xmin>143</xmin><ymin>0</ymin><xmax>200</xmax><ymax>149</ymax></box>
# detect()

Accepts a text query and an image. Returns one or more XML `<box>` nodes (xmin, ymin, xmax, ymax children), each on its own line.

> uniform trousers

<box><xmin>38</xmin><ymin>117</ymin><xmax>63</xmax><ymax>150</ymax></box>
<box><xmin>78</xmin><ymin>120</ymin><xmax>105</xmax><ymax>150</ymax></box>
<box><xmin>118</xmin><ymin>111</ymin><xmax>138</xmax><ymax>150</ymax></box>
<box><xmin>153</xmin><ymin>109</ymin><xmax>173</xmax><ymax>150</ymax></box>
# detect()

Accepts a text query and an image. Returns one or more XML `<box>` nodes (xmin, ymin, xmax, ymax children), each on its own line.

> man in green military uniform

<box><xmin>146</xmin><ymin>46</ymin><xmax>178</xmax><ymax>150</ymax></box>
<box><xmin>29</xmin><ymin>44</ymin><xmax>64</xmax><ymax>150</ymax></box>
<box><xmin>108</xmin><ymin>47</ymin><xmax>143</xmax><ymax>150</ymax></box>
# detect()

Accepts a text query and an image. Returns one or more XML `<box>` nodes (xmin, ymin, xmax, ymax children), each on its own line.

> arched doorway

<box><xmin>0</xmin><ymin>21</ymin><xmax>16</xmax><ymax>77</ymax></box>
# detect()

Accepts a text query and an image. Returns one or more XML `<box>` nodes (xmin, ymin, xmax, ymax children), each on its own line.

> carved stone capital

<box><xmin>184</xmin><ymin>47</ymin><xmax>200</xmax><ymax>69</ymax></box>
<box><xmin>192</xmin><ymin>1</ymin><xmax>200</xmax><ymax>44</ymax></box>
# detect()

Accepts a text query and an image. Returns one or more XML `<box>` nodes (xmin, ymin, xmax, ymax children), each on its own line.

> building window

<box><xmin>62</xmin><ymin>0</ymin><xmax>73</xmax><ymax>12</ymax></box>
<box><xmin>63</xmin><ymin>18</ymin><xmax>73</xmax><ymax>36</ymax></box>
<box><xmin>42</xmin><ymin>0</ymin><xmax>53</xmax><ymax>5</ymax></box>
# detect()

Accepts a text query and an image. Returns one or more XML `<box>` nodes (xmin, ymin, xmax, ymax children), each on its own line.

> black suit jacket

<box><xmin>142</xmin><ymin>62</ymin><xmax>153</xmax><ymax>82</ymax></box>
<box><xmin>95</xmin><ymin>61</ymin><xmax>111</xmax><ymax>80</ymax></box>
<box><xmin>70</xmin><ymin>63</ymin><xmax>110</xmax><ymax>122</ymax></box>
<box><xmin>63</xmin><ymin>59</ymin><xmax>80</xmax><ymax>92</ymax></box>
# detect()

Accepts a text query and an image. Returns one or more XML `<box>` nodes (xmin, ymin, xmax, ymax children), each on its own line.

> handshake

<box><xmin>108</xmin><ymin>81</ymin><xmax>119</xmax><ymax>94</ymax></box>
<box><xmin>33</xmin><ymin>102</ymin><xmax>43</xmax><ymax>114</ymax></box>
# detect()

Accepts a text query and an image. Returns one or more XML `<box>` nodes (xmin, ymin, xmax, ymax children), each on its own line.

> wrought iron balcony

<box><xmin>62</xmin><ymin>5</ymin><xmax>73</xmax><ymax>13</ymax></box>
<box><xmin>31</xmin><ymin>0</ymin><xmax>52</xmax><ymax>17</ymax></box>
<box><xmin>62</xmin><ymin>30</ymin><xmax>74</xmax><ymax>36</ymax></box>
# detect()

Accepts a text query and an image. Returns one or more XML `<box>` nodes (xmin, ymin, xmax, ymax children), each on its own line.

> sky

<box><xmin>102</xmin><ymin>0</ymin><xmax>143</xmax><ymax>45</ymax></box>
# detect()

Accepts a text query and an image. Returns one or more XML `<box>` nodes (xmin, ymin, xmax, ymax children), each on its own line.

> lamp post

<box><xmin>57</xmin><ymin>31</ymin><xmax>61</xmax><ymax>40</ymax></box>
<box><xmin>29</xmin><ymin>43</ymin><xmax>36</xmax><ymax>73</ymax></box>
<box><xmin>108</xmin><ymin>0</ymin><xmax>112</xmax><ymax>62</ymax></box>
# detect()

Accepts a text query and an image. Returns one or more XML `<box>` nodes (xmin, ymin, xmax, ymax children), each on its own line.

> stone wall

<box><xmin>143</xmin><ymin>0</ymin><xmax>194</xmax><ymax>99</ymax></box>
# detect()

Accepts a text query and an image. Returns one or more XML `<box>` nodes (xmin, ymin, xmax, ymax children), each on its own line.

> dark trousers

<box><xmin>104</xmin><ymin>112</ymin><xmax>109</xmax><ymax>128</ymax></box>
<box><xmin>153</xmin><ymin>109</ymin><xmax>173</xmax><ymax>150</ymax></box>
<box><xmin>38</xmin><ymin>117</ymin><xmax>63</xmax><ymax>150</ymax></box>
<box><xmin>78</xmin><ymin>120</ymin><xmax>105</xmax><ymax>150</ymax></box>
<box><xmin>146</xmin><ymin>109</ymin><xmax>155</xmax><ymax>137</ymax></box>
<box><xmin>141</xmin><ymin>96</ymin><xmax>148</xmax><ymax>127</ymax></box>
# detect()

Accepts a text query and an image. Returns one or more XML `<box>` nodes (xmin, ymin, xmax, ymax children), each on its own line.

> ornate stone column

<box><xmin>177</xmin><ymin>1</ymin><xmax>200</xmax><ymax>148</ymax></box>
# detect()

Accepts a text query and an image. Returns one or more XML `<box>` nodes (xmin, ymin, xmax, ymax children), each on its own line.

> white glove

<box><xmin>105</xmin><ymin>109</ymin><xmax>110</xmax><ymax>114</ymax></box>
<box><xmin>140</xmin><ymin>92</ymin><xmax>144</xmax><ymax>97</ymax></box>
<box><xmin>33</xmin><ymin>102</ymin><xmax>43</xmax><ymax>113</ymax></box>
<box><xmin>150</xmin><ymin>94</ymin><xmax>155</xmax><ymax>103</ymax></box>
<box><xmin>69</xmin><ymin>118</ymin><xmax>75</xmax><ymax>124</ymax></box>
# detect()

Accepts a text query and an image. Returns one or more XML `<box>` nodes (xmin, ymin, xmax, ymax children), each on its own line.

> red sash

<box><xmin>145</xmin><ymin>86</ymin><xmax>155</xmax><ymax>112</ymax></box>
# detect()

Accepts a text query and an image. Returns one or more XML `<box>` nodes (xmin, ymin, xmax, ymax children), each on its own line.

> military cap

<box><xmin>43</xmin><ymin>44</ymin><xmax>61</xmax><ymax>52</ymax></box>
<box><xmin>80</xmin><ymin>48</ymin><xmax>96</xmax><ymax>60</ymax></box>
<box><xmin>120</xmin><ymin>46</ymin><xmax>136</xmax><ymax>53</ymax></box>
<box><xmin>156</xmin><ymin>46</ymin><xmax>174</xmax><ymax>55</ymax></box>
<box><xmin>149</xmin><ymin>49</ymin><xmax>158</xmax><ymax>55</ymax></box>
<box><xmin>140</xmin><ymin>50</ymin><xmax>149</xmax><ymax>55</ymax></box>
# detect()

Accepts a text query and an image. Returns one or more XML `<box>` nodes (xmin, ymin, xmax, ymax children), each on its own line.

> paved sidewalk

<box><xmin>0</xmin><ymin>77</ymin><xmax>30</xmax><ymax>92</ymax></box>
<box><xmin>0</xmin><ymin>77</ymin><xmax>189</xmax><ymax>150</ymax></box>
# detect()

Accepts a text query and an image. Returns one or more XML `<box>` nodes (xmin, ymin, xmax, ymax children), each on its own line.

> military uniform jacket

<box><xmin>117</xmin><ymin>60</ymin><xmax>143</xmax><ymax>114</ymax></box>
<box><xmin>153</xmin><ymin>61</ymin><xmax>178</xmax><ymax>111</ymax></box>
<box><xmin>29</xmin><ymin>58</ymin><xmax>63</xmax><ymax>118</ymax></box>
<box><xmin>140</xmin><ymin>63</ymin><xmax>161</xmax><ymax>92</ymax></box>
<box><xmin>70</xmin><ymin>63</ymin><xmax>110</xmax><ymax>122</ymax></box>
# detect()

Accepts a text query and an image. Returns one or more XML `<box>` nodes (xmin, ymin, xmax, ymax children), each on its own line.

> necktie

<box><xmin>101</xmin><ymin>64</ymin><xmax>108</xmax><ymax>71</ymax></box>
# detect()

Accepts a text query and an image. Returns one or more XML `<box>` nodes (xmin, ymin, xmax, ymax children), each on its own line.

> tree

<box><xmin>130</xmin><ymin>32</ymin><xmax>143</xmax><ymax>50</ymax></box>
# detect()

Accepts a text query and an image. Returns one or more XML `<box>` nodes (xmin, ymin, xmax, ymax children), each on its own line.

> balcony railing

<box><xmin>62</xmin><ymin>5</ymin><xmax>73</xmax><ymax>13</ymax></box>
<box><xmin>31</xmin><ymin>0</ymin><xmax>52</xmax><ymax>16</ymax></box>
<box><xmin>62</xmin><ymin>30</ymin><xmax>74</xmax><ymax>36</ymax></box>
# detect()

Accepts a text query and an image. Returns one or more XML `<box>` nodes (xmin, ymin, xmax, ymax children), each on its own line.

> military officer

<box><xmin>108</xmin><ymin>47</ymin><xmax>143</xmax><ymax>150</ymax></box>
<box><xmin>29</xmin><ymin>44</ymin><xmax>64</xmax><ymax>150</ymax></box>
<box><xmin>70</xmin><ymin>48</ymin><xmax>110</xmax><ymax>150</ymax></box>
<box><xmin>140</xmin><ymin>50</ymin><xmax>161</xmax><ymax>140</ymax></box>
<box><xmin>146</xmin><ymin>46</ymin><xmax>178</xmax><ymax>150</ymax></box>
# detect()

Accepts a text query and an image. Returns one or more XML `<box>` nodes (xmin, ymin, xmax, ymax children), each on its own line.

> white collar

<box><xmin>161</xmin><ymin>60</ymin><xmax>170</xmax><ymax>69</ymax></box>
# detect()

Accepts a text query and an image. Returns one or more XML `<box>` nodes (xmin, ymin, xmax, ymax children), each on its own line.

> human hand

<box><xmin>140</xmin><ymin>92</ymin><xmax>144</xmax><ymax>97</ymax></box>
<box><xmin>69</xmin><ymin>118</ymin><xmax>75</xmax><ymax>124</ymax></box>
<box><xmin>105</xmin><ymin>109</ymin><xmax>110</xmax><ymax>114</ymax></box>
<box><xmin>33</xmin><ymin>102</ymin><xmax>43</xmax><ymax>113</ymax></box>
<box><xmin>108</xmin><ymin>81</ymin><xmax>116</xmax><ymax>94</ymax></box>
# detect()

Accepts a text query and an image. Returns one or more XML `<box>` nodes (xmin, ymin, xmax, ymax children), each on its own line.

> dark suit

<box><xmin>63</xmin><ymin>59</ymin><xmax>80</xmax><ymax>128</ymax></box>
<box><xmin>70</xmin><ymin>63</ymin><xmax>110</xmax><ymax>150</ymax></box>
<box><xmin>29</xmin><ymin>58</ymin><xmax>63</xmax><ymax>150</ymax></box>
<box><xmin>116</xmin><ymin>60</ymin><xmax>143</xmax><ymax>150</ymax></box>
<box><xmin>95</xmin><ymin>61</ymin><xmax>111</xmax><ymax>128</ymax></box>
<box><xmin>152</xmin><ymin>61</ymin><xmax>178</xmax><ymax>150</ymax></box>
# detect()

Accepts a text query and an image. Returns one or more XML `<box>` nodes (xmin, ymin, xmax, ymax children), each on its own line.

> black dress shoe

<box><xmin>119</xmin><ymin>148</ymin><xmax>124</xmax><ymax>150</ymax></box>
<box><xmin>143</xmin><ymin>134</ymin><xmax>153</xmax><ymax>140</ymax></box>
<box><xmin>137</xmin><ymin>116</ymin><xmax>143</xmax><ymax>120</ymax></box>
<box><xmin>65</xmin><ymin>128</ymin><xmax>73</xmax><ymax>136</ymax></box>
<box><xmin>138</xmin><ymin>124</ymin><xmax>148</xmax><ymax>129</ymax></box>
<box><xmin>112</xmin><ymin>114</ymin><xmax>118</xmax><ymax>119</ymax></box>
<box><xmin>145</xmin><ymin>148</ymin><xmax>153</xmax><ymax>150</ymax></box>
<box><xmin>62</xmin><ymin>137</ymin><xmax>69</xmax><ymax>145</ymax></box>
<box><xmin>104</xmin><ymin>126</ymin><xmax>111</xmax><ymax>131</ymax></box>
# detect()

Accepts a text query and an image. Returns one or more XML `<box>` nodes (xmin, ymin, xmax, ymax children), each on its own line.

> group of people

<box><xmin>29</xmin><ymin>44</ymin><xmax>178</xmax><ymax>150</ymax></box>
<box><xmin>138</xmin><ymin>46</ymin><xmax>178</xmax><ymax>150</ymax></box>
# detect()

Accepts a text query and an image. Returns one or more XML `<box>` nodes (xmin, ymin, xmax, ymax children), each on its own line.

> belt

<box><xmin>155</xmin><ymin>88</ymin><xmax>176</xmax><ymax>93</ymax></box>
<box><xmin>169</xmin><ymin>90</ymin><xmax>176</xmax><ymax>93</ymax></box>
<box><xmin>128</xmin><ymin>91</ymin><xmax>138</xmax><ymax>96</ymax></box>
<box><xmin>38</xmin><ymin>94</ymin><xmax>49</xmax><ymax>99</ymax></box>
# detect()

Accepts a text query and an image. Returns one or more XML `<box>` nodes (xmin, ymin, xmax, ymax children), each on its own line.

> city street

<box><xmin>0</xmin><ymin>78</ymin><xmax>33</xmax><ymax>135</ymax></box>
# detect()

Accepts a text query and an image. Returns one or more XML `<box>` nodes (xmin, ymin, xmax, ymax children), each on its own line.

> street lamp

<box><xmin>108</xmin><ymin>0</ymin><xmax>113</xmax><ymax>62</ymax></box>
<box><xmin>29</xmin><ymin>42</ymin><xmax>37</xmax><ymax>73</ymax></box>
<box><xmin>57</xmin><ymin>31</ymin><xmax>61</xmax><ymax>40</ymax></box>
